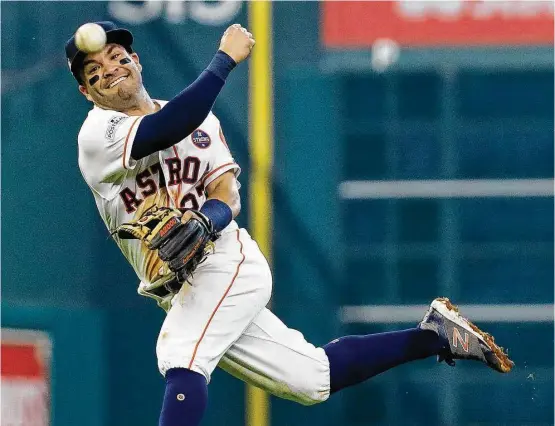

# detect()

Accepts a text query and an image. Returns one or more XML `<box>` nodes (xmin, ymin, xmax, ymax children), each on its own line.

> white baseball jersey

<box><xmin>78</xmin><ymin>101</ymin><xmax>240</xmax><ymax>288</ymax></box>
<box><xmin>78</xmin><ymin>100</ymin><xmax>330</xmax><ymax>406</ymax></box>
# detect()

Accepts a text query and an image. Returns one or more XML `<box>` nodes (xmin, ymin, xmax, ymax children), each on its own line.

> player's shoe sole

<box><xmin>419</xmin><ymin>297</ymin><xmax>514</xmax><ymax>373</ymax></box>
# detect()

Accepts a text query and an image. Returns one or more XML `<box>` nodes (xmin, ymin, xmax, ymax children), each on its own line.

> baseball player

<box><xmin>67</xmin><ymin>21</ymin><xmax>513</xmax><ymax>426</ymax></box>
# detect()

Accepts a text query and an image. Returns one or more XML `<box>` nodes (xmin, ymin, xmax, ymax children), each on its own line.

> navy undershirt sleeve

<box><xmin>131</xmin><ymin>51</ymin><xmax>236</xmax><ymax>160</ymax></box>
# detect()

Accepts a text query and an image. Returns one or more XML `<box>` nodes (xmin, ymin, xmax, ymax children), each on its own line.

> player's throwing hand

<box><xmin>219</xmin><ymin>24</ymin><xmax>255</xmax><ymax>64</ymax></box>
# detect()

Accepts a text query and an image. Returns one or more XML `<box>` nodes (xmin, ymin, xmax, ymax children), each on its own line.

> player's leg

<box><xmin>323</xmin><ymin>297</ymin><xmax>513</xmax><ymax>393</ymax></box>
<box><xmin>220</xmin><ymin>299</ymin><xmax>513</xmax><ymax>403</ymax></box>
<box><xmin>219</xmin><ymin>307</ymin><xmax>331</xmax><ymax>405</ymax></box>
<box><xmin>159</xmin><ymin>368</ymin><xmax>208</xmax><ymax>426</ymax></box>
<box><xmin>218</xmin><ymin>310</ymin><xmax>444</xmax><ymax>404</ymax></box>
<box><xmin>218</xmin><ymin>308</ymin><xmax>442</xmax><ymax>403</ymax></box>
<box><xmin>322</xmin><ymin>326</ymin><xmax>443</xmax><ymax>393</ymax></box>
<box><xmin>157</xmin><ymin>228</ymin><xmax>273</xmax><ymax>426</ymax></box>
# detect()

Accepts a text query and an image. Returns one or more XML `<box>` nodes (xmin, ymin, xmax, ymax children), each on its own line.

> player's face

<box><xmin>78</xmin><ymin>44</ymin><xmax>143</xmax><ymax>111</ymax></box>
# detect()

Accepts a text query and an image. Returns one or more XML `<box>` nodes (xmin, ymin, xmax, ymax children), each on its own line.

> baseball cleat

<box><xmin>418</xmin><ymin>297</ymin><xmax>514</xmax><ymax>373</ymax></box>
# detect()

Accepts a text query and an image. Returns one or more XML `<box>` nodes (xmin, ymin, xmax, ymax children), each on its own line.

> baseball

<box><xmin>75</xmin><ymin>23</ymin><xmax>107</xmax><ymax>54</ymax></box>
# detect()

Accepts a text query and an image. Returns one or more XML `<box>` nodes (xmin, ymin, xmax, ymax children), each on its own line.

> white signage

<box><xmin>108</xmin><ymin>0</ymin><xmax>243</xmax><ymax>25</ymax></box>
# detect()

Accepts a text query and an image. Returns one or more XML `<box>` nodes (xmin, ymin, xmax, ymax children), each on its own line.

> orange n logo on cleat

<box><xmin>452</xmin><ymin>328</ymin><xmax>469</xmax><ymax>352</ymax></box>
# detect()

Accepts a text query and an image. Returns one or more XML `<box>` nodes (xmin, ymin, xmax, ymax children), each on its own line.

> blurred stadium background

<box><xmin>2</xmin><ymin>1</ymin><xmax>553</xmax><ymax>426</ymax></box>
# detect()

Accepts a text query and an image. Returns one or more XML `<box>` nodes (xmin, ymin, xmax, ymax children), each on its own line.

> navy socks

<box><xmin>323</xmin><ymin>328</ymin><xmax>444</xmax><ymax>393</ymax></box>
<box><xmin>158</xmin><ymin>329</ymin><xmax>443</xmax><ymax>423</ymax></box>
<box><xmin>159</xmin><ymin>368</ymin><xmax>208</xmax><ymax>426</ymax></box>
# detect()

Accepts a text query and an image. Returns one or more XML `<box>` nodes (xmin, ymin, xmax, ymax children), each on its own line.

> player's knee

<box><xmin>282</xmin><ymin>369</ymin><xmax>330</xmax><ymax>406</ymax></box>
<box><xmin>160</xmin><ymin>368</ymin><xmax>208</xmax><ymax>425</ymax></box>
<box><xmin>163</xmin><ymin>368</ymin><xmax>208</xmax><ymax>408</ymax></box>
<box><xmin>293</xmin><ymin>381</ymin><xmax>329</xmax><ymax>406</ymax></box>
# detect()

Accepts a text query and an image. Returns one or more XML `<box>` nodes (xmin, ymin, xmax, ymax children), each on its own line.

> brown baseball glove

<box><xmin>115</xmin><ymin>206</ymin><xmax>217</xmax><ymax>295</ymax></box>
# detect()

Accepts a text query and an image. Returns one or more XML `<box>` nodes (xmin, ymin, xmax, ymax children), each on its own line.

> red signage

<box><xmin>2</xmin><ymin>330</ymin><xmax>51</xmax><ymax>426</ymax></box>
<box><xmin>322</xmin><ymin>1</ymin><xmax>554</xmax><ymax>48</ymax></box>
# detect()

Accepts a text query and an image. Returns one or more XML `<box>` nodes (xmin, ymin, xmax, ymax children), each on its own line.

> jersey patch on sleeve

<box><xmin>105</xmin><ymin>116</ymin><xmax>129</xmax><ymax>142</ymax></box>
<box><xmin>191</xmin><ymin>129</ymin><xmax>211</xmax><ymax>149</ymax></box>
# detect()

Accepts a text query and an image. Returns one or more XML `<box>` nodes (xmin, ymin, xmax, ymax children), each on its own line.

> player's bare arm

<box><xmin>205</xmin><ymin>171</ymin><xmax>241</xmax><ymax>218</ymax></box>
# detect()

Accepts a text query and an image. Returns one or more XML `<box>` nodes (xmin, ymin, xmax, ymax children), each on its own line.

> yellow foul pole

<box><xmin>247</xmin><ymin>1</ymin><xmax>273</xmax><ymax>426</ymax></box>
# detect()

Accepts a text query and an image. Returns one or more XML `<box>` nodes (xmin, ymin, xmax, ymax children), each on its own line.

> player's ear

<box><xmin>78</xmin><ymin>84</ymin><xmax>93</xmax><ymax>102</ymax></box>
<box><xmin>131</xmin><ymin>53</ymin><xmax>142</xmax><ymax>72</ymax></box>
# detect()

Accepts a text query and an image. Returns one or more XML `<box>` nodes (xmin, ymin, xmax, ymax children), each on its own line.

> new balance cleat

<box><xmin>418</xmin><ymin>297</ymin><xmax>514</xmax><ymax>373</ymax></box>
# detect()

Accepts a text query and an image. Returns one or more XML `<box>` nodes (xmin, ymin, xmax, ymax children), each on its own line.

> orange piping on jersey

<box><xmin>122</xmin><ymin>117</ymin><xmax>142</xmax><ymax>170</ymax></box>
<box><xmin>201</xmin><ymin>162</ymin><xmax>237</xmax><ymax>186</ymax></box>
<box><xmin>188</xmin><ymin>230</ymin><xmax>245</xmax><ymax>369</ymax></box>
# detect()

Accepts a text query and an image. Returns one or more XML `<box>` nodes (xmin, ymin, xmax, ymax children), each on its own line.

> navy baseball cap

<box><xmin>65</xmin><ymin>21</ymin><xmax>134</xmax><ymax>84</ymax></box>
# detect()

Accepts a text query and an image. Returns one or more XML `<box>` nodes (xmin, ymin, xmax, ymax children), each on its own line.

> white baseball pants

<box><xmin>156</xmin><ymin>226</ymin><xmax>330</xmax><ymax>405</ymax></box>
